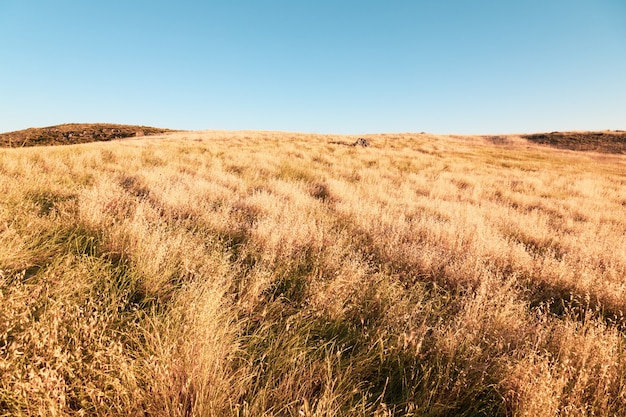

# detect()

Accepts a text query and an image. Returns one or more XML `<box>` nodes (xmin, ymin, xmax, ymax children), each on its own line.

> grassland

<box><xmin>1</xmin><ymin>130</ymin><xmax>625</xmax><ymax>416</ymax></box>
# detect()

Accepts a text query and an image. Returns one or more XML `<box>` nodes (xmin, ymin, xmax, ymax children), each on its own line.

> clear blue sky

<box><xmin>1</xmin><ymin>0</ymin><xmax>625</xmax><ymax>134</ymax></box>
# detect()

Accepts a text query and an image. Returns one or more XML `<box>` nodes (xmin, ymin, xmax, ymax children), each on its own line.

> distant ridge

<box><xmin>0</xmin><ymin>123</ymin><xmax>175</xmax><ymax>148</ymax></box>
<box><xmin>522</xmin><ymin>131</ymin><xmax>626</xmax><ymax>154</ymax></box>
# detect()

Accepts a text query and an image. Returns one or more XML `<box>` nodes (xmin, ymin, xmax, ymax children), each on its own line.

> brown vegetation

<box><xmin>521</xmin><ymin>130</ymin><xmax>626</xmax><ymax>154</ymax></box>
<box><xmin>1</xmin><ymin>130</ymin><xmax>625</xmax><ymax>416</ymax></box>
<box><xmin>0</xmin><ymin>123</ymin><xmax>174</xmax><ymax>148</ymax></box>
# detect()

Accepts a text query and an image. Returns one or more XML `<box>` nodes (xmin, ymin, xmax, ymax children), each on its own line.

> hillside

<box><xmin>0</xmin><ymin>123</ymin><xmax>173</xmax><ymax>147</ymax></box>
<box><xmin>521</xmin><ymin>130</ymin><xmax>626</xmax><ymax>154</ymax></box>
<box><xmin>3</xmin><ymin>124</ymin><xmax>625</xmax><ymax>154</ymax></box>
<box><xmin>1</xmin><ymin>131</ymin><xmax>625</xmax><ymax>416</ymax></box>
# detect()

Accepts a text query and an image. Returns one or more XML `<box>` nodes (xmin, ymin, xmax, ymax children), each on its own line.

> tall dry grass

<box><xmin>1</xmin><ymin>130</ymin><xmax>625</xmax><ymax>416</ymax></box>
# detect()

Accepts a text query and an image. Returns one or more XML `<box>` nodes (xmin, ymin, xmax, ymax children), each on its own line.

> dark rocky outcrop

<box><xmin>352</xmin><ymin>138</ymin><xmax>370</xmax><ymax>147</ymax></box>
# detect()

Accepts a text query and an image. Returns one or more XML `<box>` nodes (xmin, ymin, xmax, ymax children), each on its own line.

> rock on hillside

<box><xmin>0</xmin><ymin>123</ymin><xmax>174</xmax><ymax>147</ymax></box>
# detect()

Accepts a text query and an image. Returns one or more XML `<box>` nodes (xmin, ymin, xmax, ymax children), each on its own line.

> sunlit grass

<box><xmin>1</xmin><ymin>131</ymin><xmax>625</xmax><ymax>416</ymax></box>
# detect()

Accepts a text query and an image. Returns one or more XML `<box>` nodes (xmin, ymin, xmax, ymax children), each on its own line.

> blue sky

<box><xmin>1</xmin><ymin>0</ymin><xmax>625</xmax><ymax>134</ymax></box>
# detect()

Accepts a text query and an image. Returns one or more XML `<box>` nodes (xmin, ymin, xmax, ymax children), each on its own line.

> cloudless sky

<box><xmin>1</xmin><ymin>0</ymin><xmax>625</xmax><ymax>134</ymax></box>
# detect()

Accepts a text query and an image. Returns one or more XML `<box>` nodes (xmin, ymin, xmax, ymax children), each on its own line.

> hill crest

<box><xmin>1</xmin><ymin>124</ymin><xmax>625</xmax><ymax>154</ymax></box>
<box><xmin>521</xmin><ymin>130</ymin><xmax>626</xmax><ymax>154</ymax></box>
<box><xmin>0</xmin><ymin>123</ymin><xmax>174</xmax><ymax>147</ymax></box>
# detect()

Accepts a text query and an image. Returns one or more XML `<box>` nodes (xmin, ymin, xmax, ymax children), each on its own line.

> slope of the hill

<box><xmin>1</xmin><ymin>131</ymin><xmax>625</xmax><ymax>416</ymax></box>
<box><xmin>0</xmin><ymin>123</ymin><xmax>174</xmax><ymax>147</ymax></box>
<box><xmin>521</xmin><ymin>130</ymin><xmax>626</xmax><ymax>154</ymax></box>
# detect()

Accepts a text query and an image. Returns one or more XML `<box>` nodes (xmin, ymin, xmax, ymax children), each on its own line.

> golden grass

<box><xmin>1</xmin><ymin>130</ymin><xmax>625</xmax><ymax>416</ymax></box>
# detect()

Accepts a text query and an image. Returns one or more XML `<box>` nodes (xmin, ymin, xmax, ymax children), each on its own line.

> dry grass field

<box><xmin>1</xmin><ymin>130</ymin><xmax>625</xmax><ymax>416</ymax></box>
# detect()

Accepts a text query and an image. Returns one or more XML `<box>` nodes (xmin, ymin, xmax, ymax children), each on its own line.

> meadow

<box><xmin>1</xmin><ymin>130</ymin><xmax>625</xmax><ymax>416</ymax></box>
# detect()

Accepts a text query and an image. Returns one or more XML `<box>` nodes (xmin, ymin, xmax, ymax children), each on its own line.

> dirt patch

<box><xmin>0</xmin><ymin>123</ymin><xmax>175</xmax><ymax>148</ymax></box>
<box><xmin>483</xmin><ymin>135</ymin><xmax>509</xmax><ymax>145</ymax></box>
<box><xmin>522</xmin><ymin>131</ymin><xmax>626</xmax><ymax>154</ymax></box>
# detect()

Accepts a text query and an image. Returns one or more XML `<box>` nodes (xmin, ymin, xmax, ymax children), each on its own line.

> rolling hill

<box><xmin>521</xmin><ymin>130</ymin><xmax>626</xmax><ymax>154</ymax></box>
<box><xmin>0</xmin><ymin>123</ymin><xmax>174</xmax><ymax>147</ymax></box>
